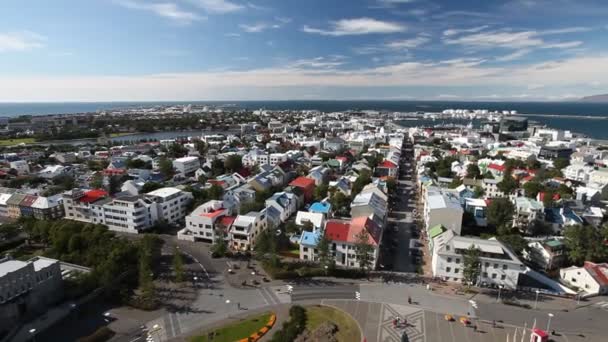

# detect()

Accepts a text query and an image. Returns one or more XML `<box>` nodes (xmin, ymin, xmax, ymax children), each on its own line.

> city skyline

<box><xmin>1</xmin><ymin>0</ymin><xmax>608</xmax><ymax>101</ymax></box>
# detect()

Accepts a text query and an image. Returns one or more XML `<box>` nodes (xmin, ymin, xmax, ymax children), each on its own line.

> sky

<box><xmin>1</xmin><ymin>0</ymin><xmax>608</xmax><ymax>102</ymax></box>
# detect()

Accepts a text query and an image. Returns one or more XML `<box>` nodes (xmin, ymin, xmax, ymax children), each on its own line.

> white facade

<box><xmin>9</xmin><ymin>160</ymin><xmax>29</xmax><ymax>175</ymax></box>
<box><xmin>146</xmin><ymin>187</ymin><xmax>193</xmax><ymax>225</ymax></box>
<box><xmin>269</xmin><ymin>153</ymin><xmax>287</xmax><ymax>166</ymax></box>
<box><xmin>560</xmin><ymin>262</ymin><xmax>608</xmax><ymax>296</ymax></box>
<box><xmin>295</xmin><ymin>211</ymin><xmax>325</xmax><ymax>230</ymax></box>
<box><xmin>563</xmin><ymin>164</ymin><xmax>595</xmax><ymax>183</ymax></box>
<box><xmin>229</xmin><ymin>211</ymin><xmax>267</xmax><ymax>251</ymax></box>
<box><xmin>431</xmin><ymin>231</ymin><xmax>525</xmax><ymax>289</ymax></box>
<box><xmin>173</xmin><ymin>156</ymin><xmax>200</xmax><ymax>175</ymax></box>
<box><xmin>424</xmin><ymin>190</ymin><xmax>463</xmax><ymax>235</ymax></box>
<box><xmin>483</xmin><ymin>178</ymin><xmax>505</xmax><ymax>198</ymax></box>
<box><xmin>181</xmin><ymin>200</ymin><xmax>227</xmax><ymax>243</ymax></box>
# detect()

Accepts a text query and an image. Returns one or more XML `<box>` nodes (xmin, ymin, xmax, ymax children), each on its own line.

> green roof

<box><xmin>326</xmin><ymin>159</ymin><xmax>340</xmax><ymax>167</ymax></box>
<box><xmin>545</xmin><ymin>239</ymin><xmax>564</xmax><ymax>248</ymax></box>
<box><xmin>428</xmin><ymin>224</ymin><xmax>445</xmax><ymax>239</ymax></box>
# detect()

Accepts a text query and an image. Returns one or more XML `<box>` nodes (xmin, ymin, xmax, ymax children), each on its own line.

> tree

<box><xmin>0</xmin><ymin>223</ymin><xmax>20</xmax><ymax>241</ymax></box>
<box><xmin>142</xmin><ymin>182</ymin><xmax>164</xmax><ymax>194</ymax></box>
<box><xmin>158</xmin><ymin>157</ymin><xmax>174</xmax><ymax>179</ymax></box>
<box><xmin>90</xmin><ymin>173</ymin><xmax>104</xmax><ymax>189</ymax></box>
<box><xmin>498</xmin><ymin>234</ymin><xmax>529</xmax><ymax>256</ymax></box>
<box><xmin>208</xmin><ymin>184</ymin><xmax>224</xmax><ymax>200</ymax></box>
<box><xmin>352</xmin><ymin>169</ymin><xmax>371</xmax><ymax>196</ymax></box>
<box><xmin>316</xmin><ymin>231</ymin><xmax>333</xmax><ymax>270</ymax></box>
<box><xmin>554</xmin><ymin>157</ymin><xmax>570</xmax><ymax>170</ymax></box>
<box><xmin>497</xmin><ymin>171</ymin><xmax>518</xmax><ymax>194</ymax></box>
<box><xmin>462</xmin><ymin>246</ymin><xmax>481</xmax><ymax>286</ymax></box>
<box><xmin>542</xmin><ymin>189</ymin><xmax>556</xmax><ymax>208</ymax></box>
<box><xmin>211</xmin><ymin>159</ymin><xmax>225</xmax><ymax>177</ymax></box>
<box><xmin>224</xmin><ymin>154</ymin><xmax>243</xmax><ymax>173</ymax></box>
<box><xmin>487</xmin><ymin>198</ymin><xmax>515</xmax><ymax>230</ymax></box>
<box><xmin>483</xmin><ymin>171</ymin><xmax>495</xmax><ymax>179</ymax></box>
<box><xmin>563</xmin><ymin>225</ymin><xmax>607</xmax><ymax>265</ymax></box>
<box><xmin>354</xmin><ymin>229</ymin><xmax>375</xmax><ymax>272</ymax></box>
<box><xmin>473</xmin><ymin>186</ymin><xmax>485</xmax><ymax>198</ymax></box>
<box><xmin>329</xmin><ymin>192</ymin><xmax>350</xmax><ymax>217</ymax></box>
<box><xmin>108</xmin><ymin>175</ymin><xmax>122</xmax><ymax>195</ymax></box>
<box><xmin>211</xmin><ymin>230</ymin><xmax>228</xmax><ymax>257</ymax></box>
<box><xmin>449</xmin><ymin>178</ymin><xmax>463</xmax><ymax>189</ymax></box>
<box><xmin>286</xmin><ymin>221</ymin><xmax>299</xmax><ymax>235</ymax></box>
<box><xmin>254</xmin><ymin>229</ymin><xmax>277</xmax><ymax>255</ymax></box>
<box><xmin>466</xmin><ymin>164</ymin><xmax>481</xmax><ymax>179</ymax></box>
<box><xmin>313</xmin><ymin>184</ymin><xmax>329</xmax><ymax>202</ymax></box>
<box><xmin>172</xmin><ymin>246</ymin><xmax>185</xmax><ymax>283</ymax></box>
<box><xmin>523</xmin><ymin>181</ymin><xmax>543</xmax><ymax>199</ymax></box>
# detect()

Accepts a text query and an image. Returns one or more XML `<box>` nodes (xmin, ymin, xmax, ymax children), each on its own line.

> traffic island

<box><xmin>189</xmin><ymin>312</ymin><xmax>276</xmax><ymax>342</ymax></box>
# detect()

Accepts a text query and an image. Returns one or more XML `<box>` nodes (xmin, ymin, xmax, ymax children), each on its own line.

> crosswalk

<box><xmin>593</xmin><ymin>301</ymin><xmax>608</xmax><ymax>311</ymax></box>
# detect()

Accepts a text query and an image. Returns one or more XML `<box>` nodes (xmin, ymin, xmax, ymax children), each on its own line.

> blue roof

<box><xmin>300</xmin><ymin>230</ymin><xmax>321</xmax><ymax>247</ymax></box>
<box><xmin>310</xmin><ymin>202</ymin><xmax>331</xmax><ymax>214</ymax></box>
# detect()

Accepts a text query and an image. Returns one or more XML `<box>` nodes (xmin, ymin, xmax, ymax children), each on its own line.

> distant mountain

<box><xmin>580</xmin><ymin>94</ymin><xmax>608</xmax><ymax>103</ymax></box>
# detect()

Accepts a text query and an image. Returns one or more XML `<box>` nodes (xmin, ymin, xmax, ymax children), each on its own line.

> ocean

<box><xmin>0</xmin><ymin>100</ymin><xmax>607</xmax><ymax>139</ymax></box>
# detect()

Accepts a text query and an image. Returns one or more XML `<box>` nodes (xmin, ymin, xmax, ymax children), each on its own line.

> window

<box><xmin>494</xmin><ymin>263</ymin><xmax>498</xmax><ymax>269</ymax></box>
<box><xmin>492</xmin><ymin>273</ymin><xmax>497</xmax><ymax>279</ymax></box>
<box><xmin>485</xmin><ymin>262</ymin><xmax>490</xmax><ymax>268</ymax></box>
<box><xmin>455</xmin><ymin>258</ymin><xmax>460</xmax><ymax>264</ymax></box>
<box><xmin>446</xmin><ymin>267</ymin><xmax>451</xmax><ymax>273</ymax></box>
<box><xmin>454</xmin><ymin>268</ymin><xmax>459</xmax><ymax>274</ymax></box>
<box><xmin>483</xmin><ymin>272</ymin><xmax>488</xmax><ymax>278</ymax></box>
<box><xmin>303</xmin><ymin>247</ymin><xmax>309</xmax><ymax>252</ymax></box>
<box><xmin>502</xmin><ymin>264</ymin><xmax>507</xmax><ymax>270</ymax></box>
<box><xmin>447</xmin><ymin>257</ymin><xmax>452</xmax><ymax>263</ymax></box>
<box><xmin>501</xmin><ymin>275</ymin><xmax>506</xmax><ymax>280</ymax></box>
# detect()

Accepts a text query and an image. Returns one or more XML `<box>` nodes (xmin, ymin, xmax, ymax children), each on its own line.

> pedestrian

<box><xmin>473</xmin><ymin>325</ymin><xmax>477</xmax><ymax>332</ymax></box>
<box><xmin>408</xmin><ymin>296</ymin><xmax>412</xmax><ymax>304</ymax></box>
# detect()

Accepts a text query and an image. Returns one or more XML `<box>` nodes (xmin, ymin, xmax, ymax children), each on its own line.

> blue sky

<box><xmin>1</xmin><ymin>0</ymin><xmax>607</xmax><ymax>101</ymax></box>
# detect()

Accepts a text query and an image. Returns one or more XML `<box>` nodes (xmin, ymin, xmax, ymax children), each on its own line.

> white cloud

<box><xmin>225</xmin><ymin>33</ymin><xmax>241</xmax><ymax>37</ymax></box>
<box><xmin>539</xmin><ymin>27</ymin><xmax>592</xmax><ymax>35</ymax></box>
<box><xmin>495</xmin><ymin>49</ymin><xmax>530</xmax><ymax>62</ymax></box>
<box><xmin>239</xmin><ymin>23</ymin><xmax>271</xmax><ymax>33</ymax></box>
<box><xmin>542</xmin><ymin>41</ymin><xmax>582</xmax><ymax>49</ymax></box>
<box><xmin>191</xmin><ymin>0</ymin><xmax>244</xmax><ymax>13</ymax></box>
<box><xmin>444</xmin><ymin>29</ymin><xmax>584</xmax><ymax>51</ymax></box>
<box><xmin>303</xmin><ymin>18</ymin><xmax>406</xmax><ymax>36</ymax></box>
<box><xmin>0</xmin><ymin>31</ymin><xmax>46</xmax><ymax>52</ymax></box>
<box><xmin>386</xmin><ymin>36</ymin><xmax>430</xmax><ymax>49</ymax></box>
<box><xmin>116</xmin><ymin>1</ymin><xmax>203</xmax><ymax>23</ymax></box>
<box><xmin>4</xmin><ymin>55</ymin><xmax>608</xmax><ymax>101</ymax></box>
<box><xmin>287</xmin><ymin>56</ymin><xmax>347</xmax><ymax>69</ymax></box>
<box><xmin>443</xmin><ymin>25</ymin><xmax>489</xmax><ymax>36</ymax></box>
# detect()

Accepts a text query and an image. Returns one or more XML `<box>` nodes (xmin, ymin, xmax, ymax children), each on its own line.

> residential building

<box><xmin>514</xmin><ymin>197</ymin><xmax>544</xmax><ymax>230</ymax></box>
<box><xmin>560</xmin><ymin>262</ymin><xmax>608</xmax><ymax>296</ymax></box>
<box><xmin>265</xmin><ymin>192</ymin><xmax>298</xmax><ymax>222</ymax></box>
<box><xmin>324</xmin><ymin>217</ymin><xmax>381</xmax><ymax>269</ymax></box>
<box><xmin>289</xmin><ymin>176</ymin><xmax>316</xmax><ymax>202</ymax></box>
<box><xmin>523</xmin><ymin>239</ymin><xmax>567</xmax><ymax>271</ymax></box>
<box><xmin>539</xmin><ymin>146</ymin><xmax>573</xmax><ymax>160</ymax></box>
<box><xmin>295</xmin><ymin>211</ymin><xmax>325</xmax><ymax>230</ymax></box>
<box><xmin>0</xmin><ymin>256</ymin><xmax>64</xmax><ymax>335</ymax></box>
<box><xmin>424</xmin><ymin>189</ymin><xmax>463</xmax><ymax>235</ymax></box>
<box><xmin>173</xmin><ymin>156</ymin><xmax>200</xmax><ymax>175</ymax></box>
<box><xmin>180</xmin><ymin>200</ymin><xmax>230</xmax><ymax>243</ymax></box>
<box><xmin>431</xmin><ymin>231</ymin><xmax>526</xmax><ymax>289</ymax></box>
<box><xmin>145</xmin><ymin>187</ymin><xmax>193</xmax><ymax>225</ymax></box>
<box><xmin>9</xmin><ymin>160</ymin><xmax>29</xmax><ymax>175</ymax></box>
<box><xmin>229</xmin><ymin>211</ymin><xmax>267</xmax><ymax>251</ymax></box>
<box><xmin>299</xmin><ymin>230</ymin><xmax>322</xmax><ymax>262</ymax></box>
<box><xmin>483</xmin><ymin>178</ymin><xmax>505</xmax><ymax>198</ymax></box>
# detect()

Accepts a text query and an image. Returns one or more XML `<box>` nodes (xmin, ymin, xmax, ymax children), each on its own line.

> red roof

<box><xmin>378</xmin><ymin>160</ymin><xmax>397</xmax><ymax>169</ymax></box>
<box><xmin>289</xmin><ymin>176</ymin><xmax>316</xmax><ymax>189</ymax></box>
<box><xmin>324</xmin><ymin>220</ymin><xmax>350</xmax><ymax>242</ymax></box>
<box><xmin>584</xmin><ymin>261</ymin><xmax>608</xmax><ymax>286</ymax></box>
<box><xmin>532</xmin><ymin>328</ymin><xmax>549</xmax><ymax>338</ymax></box>
<box><xmin>348</xmin><ymin>216</ymin><xmax>381</xmax><ymax>246</ymax></box>
<box><xmin>538</xmin><ymin>192</ymin><xmax>561</xmax><ymax>201</ymax></box>
<box><xmin>103</xmin><ymin>168</ymin><xmax>126</xmax><ymax>175</ymax></box>
<box><xmin>488</xmin><ymin>163</ymin><xmax>505</xmax><ymax>172</ymax></box>
<box><xmin>336</xmin><ymin>156</ymin><xmax>348</xmax><ymax>162</ymax></box>
<box><xmin>218</xmin><ymin>216</ymin><xmax>236</xmax><ymax>227</ymax></box>
<box><xmin>79</xmin><ymin>189</ymin><xmax>108</xmax><ymax>203</ymax></box>
<box><xmin>201</xmin><ymin>208</ymin><xmax>225</xmax><ymax>218</ymax></box>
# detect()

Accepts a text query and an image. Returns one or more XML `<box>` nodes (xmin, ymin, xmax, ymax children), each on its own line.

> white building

<box><xmin>424</xmin><ymin>189</ymin><xmax>463</xmax><ymax>235</ymax></box>
<box><xmin>560</xmin><ymin>262</ymin><xmax>608</xmax><ymax>296</ymax></box>
<box><xmin>482</xmin><ymin>178</ymin><xmax>505</xmax><ymax>198</ymax></box>
<box><xmin>173</xmin><ymin>156</ymin><xmax>200</xmax><ymax>175</ymax></box>
<box><xmin>229</xmin><ymin>211</ymin><xmax>267</xmax><ymax>251</ymax></box>
<box><xmin>9</xmin><ymin>160</ymin><xmax>29</xmax><ymax>175</ymax></box>
<box><xmin>295</xmin><ymin>211</ymin><xmax>325</xmax><ymax>230</ymax></box>
<box><xmin>146</xmin><ymin>187</ymin><xmax>193</xmax><ymax>225</ymax></box>
<box><xmin>563</xmin><ymin>164</ymin><xmax>595</xmax><ymax>183</ymax></box>
<box><xmin>180</xmin><ymin>200</ymin><xmax>232</xmax><ymax>243</ymax></box>
<box><xmin>269</xmin><ymin>153</ymin><xmax>287</xmax><ymax>166</ymax></box>
<box><xmin>265</xmin><ymin>192</ymin><xmax>298</xmax><ymax>223</ymax></box>
<box><xmin>431</xmin><ymin>231</ymin><xmax>526</xmax><ymax>289</ymax></box>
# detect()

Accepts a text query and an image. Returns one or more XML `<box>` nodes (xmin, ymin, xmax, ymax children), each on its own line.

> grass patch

<box><xmin>0</xmin><ymin>138</ymin><xmax>36</xmax><ymax>146</ymax></box>
<box><xmin>109</xmin><ymin>132</ymin><xmax>134</xmax><ymax>138</ymax></box>
<box><xmin>190</xmin><ymin>312</ymin><xmax>272</xmax><ymax>342</ymax></box>
<box><xmin>306</xmin><ymin>305</ymin><xmax>360</xmax><ymax>342</ymax></box>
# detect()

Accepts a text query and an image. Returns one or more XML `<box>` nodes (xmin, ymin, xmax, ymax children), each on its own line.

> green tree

<box><xmin>172</xmin><ymin>246</ymin><xmax>185</xmax><ymax>283</ymax></box>
<box><xmin>487</xmin><ymin>198</ymin><xmax>515</xmax><ymax>230</ymax></box>
<box><xmin>449</xmin><ymin>178</ymin><xmax>463</xmax><ymax>189</ymax></box>
<box><xmin>466</xmin><ymin>164</ymin><xmax>481</xmax><ymax>179</ymax></box>
<box><xmin>254</xmin><ymin>229</ymin><xmax>277</xmax><ymax>255</ymax></box>
<box><xmin>462</xmin><ymin>246</ymin><xmax>481</xmax><ymax>286</ymax></box>
<box><xmin>224</xmin><ymin>154</ymin><xmax>243</xmax><ymax>173</ymax></box>
<box><xmin>158</xmin><ymin>157</ymin><xmax>174</xmax><ymax>179</ymax></box>
<box><xmin>554</xmin><ymin>157</ymin><xmax>570</xmax><ymax>170</ymax></box>
<box><xmin>316</xmin><ymin>231</ymin><xmax>333</xmax><ymax>271</ymax></box>
<box><xmin>108</xmin><ymin>175</ymin><xmax>122</xmax><ymax>195</ymax></box>
<box><xmin>329</xmin><ymin>192</ymin><xmax>350</xmax><ymax>217</ymax></box>
<box><xmin>497</xmin><ymin>234</ymin><xmax>529</xmax><ymax>256</ymax></box>
<box><xmin>354</xmin><ymin>229</ymin><xmax>375</xmax><ymax>272</ymax></box>
<box><xmin>90</xmin><ymin>172</ymin><xmax>104</xmax><ymax>189</ymax></box>
<box><xmin>211</xmin><ymin>230</ymin><xmax>228</xmax><ymax>257</ymax></box>
<box><xmin>207</xmin><ymin>184</ymin><xmax>224</xmax><ymax>200</ymax></box>
<box><xmin>313</xmin><ymin>184</ymin><xmax>329</xmax><ymax>202</ymax></box>
<box><xmin>352</xmin><ymin>169</ymin><xmax>372</xmax><ymax>196</ymax></box>
<box><xmin>497</xmin><ymin>171</ymin><xmax>518</xmax><ymax>194</ymax></box>
<box><xmin>473</xmin><ymin>186</ymin><xmax>485</xmax><ymax>198</ymax></box>
<box><xmin>141</xmin><ymin>182</ymin><xmax>164</xmax><ymax>193</ymax></box>
<box><xmin>563</xmin><ymin>225</ymin><xmax>607</xmax><ymax>265</ymax></box>
<box><xmin>483</xmin><ymin>171</ymin><xmax>495</xmax><ymax>179</ymax></box>
<box><xmin>523</xmin><ymin>181</ymin><xmax>543</xmax><ymax>199</ymax></box>
<box><xmin>542</xmin><ymin>189</ymin><xmax>556</xmax><ymax>208</ymax></box>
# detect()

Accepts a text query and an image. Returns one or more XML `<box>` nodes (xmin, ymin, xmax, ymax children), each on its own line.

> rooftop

<box><xmin>0</xmin><ymin>259</ymin><xmax>28</xmax><ymax>278</ymax></box>
<box><xmin>147</xmin><ymin>187</ymin><xmax>181</xmax><ymax>198</ymax></box>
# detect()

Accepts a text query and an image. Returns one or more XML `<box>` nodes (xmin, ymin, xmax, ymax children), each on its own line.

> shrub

<box><xmin>269</xmin><ymin>305</ymin><xmax>307</xmax><ymax>342</ymax></box>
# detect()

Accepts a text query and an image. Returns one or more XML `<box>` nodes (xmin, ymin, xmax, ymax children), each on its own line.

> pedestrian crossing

<box><xmin>593</xmin><ymin>301</ymin><xmax>608</xmax><ymax>311</ymax></box>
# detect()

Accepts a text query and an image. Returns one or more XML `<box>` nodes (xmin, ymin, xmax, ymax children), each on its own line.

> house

<box><xmin>38</xmin><ymin>165</ymin><xmax>70</xmax><ymax>179</ymax></box>
<box><xmin>146</xmin><ymin>187</ymin><xmax>193</xmax><ymax>225</ymax></box>
<box><xmin>430</xmin><ymin>231</ymin><xmax>526</xmax><ymax>289</ymax></box>
<box><xmin>464</xmin><ymin>198</ymin><xmax>487</xmax><ymax>227</ymax></box>
<box><xmin>223</xmin><ymin>184</ymin><xmax>256</xmax><ymax>212</ymax></box>
<box><xmin>590</xmin><ymin>169</ymin><xmax>608</xmax><ymax>185</ymax></box>
<box><xmin>424</xmin><ymin>189</ymin><xmax>463</xmax><ymax>235</ymax></box>
<box><xmin>265</xmin><ymin>192</ymin><xmax>298</xmax><ymax>222</ymax></box>
<box><xmin>309</xmin><ymin>201</ymin><xmax>332</xmax><ymax>217</ymax></box>
<box><xmin>483</xmin><ymin>178</ymin><xmax>505</xmax><ymax>198</ymax></box>
<box><xmin>582</xmin><ymin>207</ymin><xmax>604</xmax><ymax>227</ymax></box>
<box><xmin>229</xmin><ymin>211</ymin><xmax>267</xmax><ymax>251</ymax></box>
<box><xmin>308</xmin><ymin>166</ymin><xmax>330</xmax><ymax>186</ymax></box>
<box><xmin>121</xmin><ymin>179</ymin><xmax>144</xmax><ymax>195</ymax></box>
<box><xmin>350</xmin><ymin>184</ymin><xmax>388</xmax><ymax>221</ymax></box>
<box><xmin>248</xmin><ymin>166</ymin><xmax>286</xmax><ymax>192</ymax></box>
<box><xmin>523</xmin><ymin>239</ymin><xmax>567</xmax><ymax>271</ymax></box>
<box><xmin>375</xmin><ymin>160</ymin><xmax>398</xmax><ymax>178</ymax></box>
<box><xmin>324</xmin><ymin>137</ymin><xmax>346</xmax><ymax>151</ymax></box>
<box><xmin>295</xmin><ymin>211</ymin><xmax>325</xmax><ymax>230</ymax></box>
<box><xmin>324</xmin><ymin>217</ymin><xmax>381</xmax><ymax>269</ymax></box>
<box><xmin>289</xmin><ymin>176</ymin><xmax>316</xmax><ymax>202</ymax></box>
<box><xmin>560</xmin><ymin>262</ymin><xmax>608</xmax><ymax>296</ymax></box>
<box><xmin>514</xmin><ymin>197</ymin><xmax>544</xmax><ymax>230</ymax></box>
<box><xmin>173</xmin><ymin>156</ymin><xmax>200</xmax><ymax>175</ymax></box>
<box><xmin>299</xmin><ymin>230</ymin><xmax>322</xmax><ymax>262</ymax></box>
<box><xmin>329</xmin><ymin>176</ymin><xmax>351</xmax><ymax>196</ymax></box>
<box><xmin>9</xmin><ymin>160</ymin><xmax>29</xmax><ymax>175</ymax></box>
<box><xmin>487</xmin><ymin>163</ymin><xmax>506</xmax><ymax>177</ymax></box>
<box><xmin>563</xmin><ymin>164</ymin><xmax>595</xmax><ymax>183</ymax></box>
<box><xmin>544</xmin><ymin>207</ymin><xmax>583</xmax><ymax>233</ymax></box>
<box><xmin>179</xmin><ymin>200</ymin><xmax>230</xmax><ymax>243</ymax></box>
<box><xmin>539</xmin><ymin>146</ymin><xmax>573</xmax><ymax>161</ymax></box>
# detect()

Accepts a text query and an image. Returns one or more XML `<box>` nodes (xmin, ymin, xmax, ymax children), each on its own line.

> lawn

<box><xmin>189</xmin><ymin>312</ymin><xmax>272</xmax><ymax>342</ymax></box>
<box><xmin>305</xmin><ymin>305</ymin><xmax>361</xmax><ymax>342</ymax></box>
<box><xmin>0</xmin><ymin>138</ymin><xmax>36</xmax><ymax>146</ymax></box>
<box><xmin>109</xmin><ymin>132</ymin><xmax>135</xmax><ymax>138</ymax></box>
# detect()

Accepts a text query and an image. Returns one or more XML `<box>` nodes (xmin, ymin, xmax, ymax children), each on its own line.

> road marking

<box><xmin>181</xmin><ymin>250</ymin><xmax>210</xmax><ymax>279</ymax></box>
<box><xmin>129</xmin><ymin>337</ymin><xmax>143</xmax><ymax>342</ymax></box>
<box><xmin>257</xmin><ymin>288</ymin><xmax>271</xmax><ymax>305</ymax></box>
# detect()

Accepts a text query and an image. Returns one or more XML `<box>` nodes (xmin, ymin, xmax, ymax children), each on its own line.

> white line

<box><xmin>258</xmin><ymin>288</ymin><xmax>270</xmax><ymax>306</ymax></box>
<box><xmin>129</xmin><ymin>337</ymin><xmax>143</xmax><ymax>342</ymax></box>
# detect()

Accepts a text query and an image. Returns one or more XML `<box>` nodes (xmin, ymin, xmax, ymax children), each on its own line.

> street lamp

<box><xmin>324</xmin><ymin>265</ymin><xmax>328</xmax><ymax>276</ymax></box>
<box><xmin>547</xmin><ymin>313</ymin><xmax>554</xmax><ymax>332</ymax></box>
<box><xmin>28</xmin><ymin>328</ymin><xmax>36</xmax><ymax>342</ymax></box>
<box><xmin>497</xmin><ymin>285</ymin><xmax>504</xmax><ymax>302</ymax></box>
<box><xmin>534</xmin><ymin>290</ymin><xmax>540</xmax><ymax>309</ymax></box>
